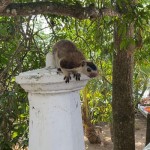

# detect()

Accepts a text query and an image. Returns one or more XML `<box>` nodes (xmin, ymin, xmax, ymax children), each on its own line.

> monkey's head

<box><xmin>80</xmin><ymin>61</ymin><xmax>98</xmax><ymax>78</ymax></box>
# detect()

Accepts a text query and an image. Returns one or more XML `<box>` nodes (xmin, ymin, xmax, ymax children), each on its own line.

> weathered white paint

<box><xmin>144</xmin><ymin>143</ymin><xmax>150</xmax><ymax>150</ymax></box>
<box><xmin>28</xmin><ymin>92</ymin><xmax>84</xmax><ymax>150</ymax></box>
<box><xmin>46</xmin><ymin>52</ymin><xmax>55</xmax><ymax>68</ymax></box>
<box><xmin>16</xmin><ymin>67</ymin><xmax>89</xmax><ymax>150</ymax></box>
<box><xmin>16</xmin><ymin>68</ymin><xmax>88</xmax><ymax>94</ymax></box>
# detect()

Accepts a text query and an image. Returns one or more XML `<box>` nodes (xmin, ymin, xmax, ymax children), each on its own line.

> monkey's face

<box><xmin>81</xmin><ymin>61</ymin><xmax>98</xmax><ymax>78</ymax></box>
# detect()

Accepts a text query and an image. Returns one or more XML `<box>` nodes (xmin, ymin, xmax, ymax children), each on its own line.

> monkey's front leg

<box><xmin>73</xmin><ymin>73</ymin><xmax>81</xmax><ymax>81</ymax></box>
<box><xmin>62</xmin><ymin>69</ymin><xmax>71</xmax><ymax>83</ymax></box>
<box><xmin>64</xmin><ymin>75</ymin><xmax>71</xmax><ymax>83</ymax></box>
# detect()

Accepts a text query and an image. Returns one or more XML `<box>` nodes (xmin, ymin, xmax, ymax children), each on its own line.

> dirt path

<box><xmin>85</xmin><ymin>112</ymin><xmax>147</xmax><ymax>150</ymax></box>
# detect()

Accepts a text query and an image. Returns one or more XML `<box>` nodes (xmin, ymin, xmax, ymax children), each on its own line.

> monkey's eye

<box><xmin>87</xmin><ymin>68</ymin><xmax>91</xmax><ymax>72</ymax></box>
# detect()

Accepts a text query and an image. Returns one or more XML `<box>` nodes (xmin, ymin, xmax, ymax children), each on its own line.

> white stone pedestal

<box><xmin>16</xmin><ymin>67</ymin><xmax>89</xmax><ymax>150</ymax></box>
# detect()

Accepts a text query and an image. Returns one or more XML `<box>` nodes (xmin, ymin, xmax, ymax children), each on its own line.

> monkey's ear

<box><xmin>81</xmin><ymin>60</ymin><xmax>86</xmax><ymax>67</ymax></box>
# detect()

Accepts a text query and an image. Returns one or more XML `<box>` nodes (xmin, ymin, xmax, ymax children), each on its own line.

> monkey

<box><xmin>52</xmin><ymin>40</ymin><xmax>98</xmax><ymax>83</ymax></box>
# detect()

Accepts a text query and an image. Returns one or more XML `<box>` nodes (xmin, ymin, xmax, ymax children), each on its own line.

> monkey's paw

<box><xmin>64</xmin><ymin>75</ymin><xmax>71</xmax><ymax>83</ymax></box>
<box><xmin>73</xmin><ymin>73</ymin><xmax>81</xmax><ymax>81</ymax></box>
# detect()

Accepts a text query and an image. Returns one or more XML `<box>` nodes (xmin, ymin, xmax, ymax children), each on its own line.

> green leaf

<box><xmin>12</xmin><ymin>132</ymin><xmax>18</xmax><ymax>138</ymax></box>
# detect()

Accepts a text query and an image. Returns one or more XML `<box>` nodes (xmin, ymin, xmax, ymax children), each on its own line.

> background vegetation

<box><xmin>0</xmin><ymin>0</ymin><xmax>150</xmax><ymax>149</ymax></box>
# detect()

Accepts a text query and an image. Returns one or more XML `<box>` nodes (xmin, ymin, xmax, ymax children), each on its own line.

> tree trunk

<box><xmin>112</xmin><ymin>21</ymin><xmax>135</xmax><ymax>150</ymax></box>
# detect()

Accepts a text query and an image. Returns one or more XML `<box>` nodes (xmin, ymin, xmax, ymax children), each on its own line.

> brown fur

<box><xmin>53</xmin><ymin>40</ymin><xmax>85</xmax><ymax>68</ymax></box>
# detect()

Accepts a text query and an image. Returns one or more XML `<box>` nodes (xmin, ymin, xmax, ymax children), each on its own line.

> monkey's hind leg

<box><xmin>57</xmin><ymin>68</ymin><xmax>62</xmax><ymax>74</ymax></box>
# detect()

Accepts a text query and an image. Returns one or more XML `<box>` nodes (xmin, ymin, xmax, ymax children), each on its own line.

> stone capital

<box><xmin>16</xmin><ymin>67</ymin><xmax>89</xmax><ymax>94</ymax></box>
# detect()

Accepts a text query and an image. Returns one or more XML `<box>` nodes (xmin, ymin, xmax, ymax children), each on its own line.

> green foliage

<box><xmin>0</xmin><ymin>89</ymin><xmax>28</xmax><ymax>149</ymax></box>
<box><xmin>133</xmin><ymin>64</ymin><xmax>150</xmax><ymax>105</ymax></box>
<box><xmin>0</xmin><ymin>16</ymin><xmax>46</xmax><ymax>149</ymax></box>
<box><xmin>133</xmin><ymin>1</ymin><xmax>150</xmax><ymax>103</ymax></box>
<box><xmin>0</xmin><ymin>0</ymin><xmax>150</xmax><ymax>148</ymax></box>
<box><xmin>86</xmin><ymin>78</ymin><xmax>112</xmax><ymax>123</ymax></box>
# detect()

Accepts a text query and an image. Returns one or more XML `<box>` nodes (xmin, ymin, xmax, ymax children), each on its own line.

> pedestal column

<box><xmin>16</xmin><ymin>67</ymin><xmax>88</xmax><ymax>150</ymax></box>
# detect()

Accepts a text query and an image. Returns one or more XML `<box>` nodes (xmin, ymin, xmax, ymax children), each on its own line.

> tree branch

<box><xmin>0</xmin><ymin>0</ymin><xmax>11</xmax><ymax>12</ymax></box>
<box><xmin>1</xmin><ymin>2</ymin><xmax>120</xmax><ymax>19</ymax></box>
